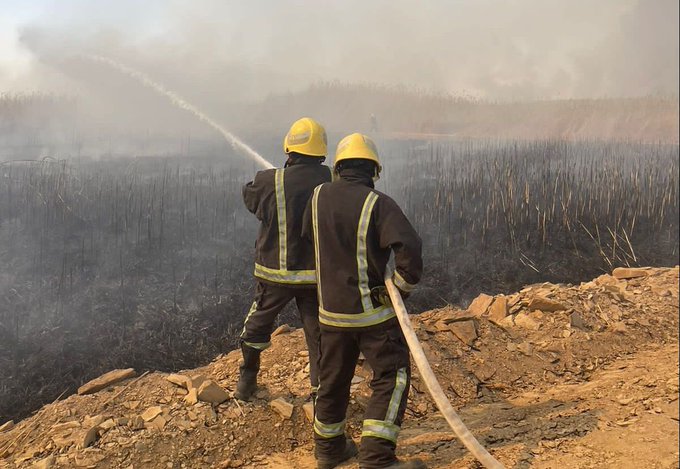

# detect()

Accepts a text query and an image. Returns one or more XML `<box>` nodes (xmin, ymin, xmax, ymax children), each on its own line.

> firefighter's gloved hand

<box><xmin>370</xmin><ymin>286</ymin><xmax>392</xmax><ymax>307</ymax></box>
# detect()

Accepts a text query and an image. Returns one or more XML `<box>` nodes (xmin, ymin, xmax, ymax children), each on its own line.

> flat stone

<box><xmin>0</xmin><ymin>420</ymin><xmax>15</xmax><ymax>432</ymax></box>
<box><xmin>51</xmin><ymin>421</ymin><xmax>81</xmax><ymax>432</ymax></box>
<box><xmin>272</xmin><ymin>324</ymin><xmax>294</xmax><ymax>337</ymax></box>
<box><xmin>603</xmin><ymin>284</ymin><xmax>631</xmax><ymax>302</ymax></box>
<box><xmin>128</xmin><ymin>415</ymin><xmax>145</xmax><ymax>431</ymax></box>
<box><xmin>467</xmin><ymin>293</ymin><xmax>494</xmax><ymax>317</ymax></box>
<box><xmin>498</xmin><ymin>315</ymin><xmax>515</xmax><ymax>329</ymax></box>
<box><xmin>82</xmin><ymin>415</ymin><xmax>106</xmax><ymax>428</ymax></box>
<box><xmin>74</xmin><ymin>451</ymin><xmax>105</xmax><ymax>467</ymax></box>
<box><xmin>570</xmin><ymin>311</ymin><xmax>588</xmax><ymax>331</ymax></box>
<box><xmin>514</xmin><ymin>313</ymin><xmax>541</xmax><ymax>331</ymax></box>
<box><xmin>141</xmin><ymin>406</ymin><xmax>163</xmax><ymax>422</ymax></box>
<box><xmin>434</xmin><ymin>320</ymin><xmax>450</xmax><ymax>332</ymax></box>
<box><xmin>99</xmin><ymin>419</ymin><xmax>116</xmax><ymax>431</ymax></box>
<box><xmin>302</xmin><ymin>402</ymin><xmax>315</xmax><ymax>423</ymax></box>
<box><xmin>652</xmin><ymin>287</ymin><xmax>672</xmax><ymax>297</ymax></box>
<box><xmin>611</xmin><ymin>321</ymin><xmax>628</xmax><ymax>333</ymax></box>
<box><xmin>197</xmin><ymin>380</ymin><xmax>229</xmax><ymax>405</ymax></box>
<box><xmin>517</xmin><ymin>342</ymin><xmax>534</xmax><ymax>356</ymax></box>
<box><xmin>166</xmin><ymin>374</ymin><xmax>190</xmax><ymax>389</ymax></box>
<box><xmin>188</xmin><ymin>374</ymin><xmax>208</xmax><ymax>391</ymax></box>
<box><xmin>77</xmin><ymin>368</ymin><xmax>136</xmax><ymax>395</ymax></box>
<box><xmin>147</xmin><ymin>415</ymin><xmax>167</xmax><ymax>431</ymax></box>
<box><xmin>527</xmin><ymin>296</ymin><xmax>566</xmax><ymax>312</ymax></box>
<box><xmin>184</xmin><ymin>388</ymin><xmax>199</xmax><ymax>406</ymax></box>
<box><xmin>32</xmin><ymin>456</ymin><xmax>55</xmax><ymax>469</ymax></box>
<box><xmin>612</xmin><ymin>267</ymin><xmax>649</xmax><ymax>279</ymax></box>
<box><xmin>487</xmin><ymin>296</ymin><xmax>508</xmax><ymax>325</ymax></box>
<box><xmin>448</xmin><ymin>320</ymin><xmax>478</xmax><ymax>345</ymax></box>
<box><xmin>174</xmin><ymin>418</ymin><xmax>192</xmax><ymax>431</ymax></box>
<box><xmin>269</xmin><ymin>398</ymin><xmax>294</xmax><ymax>419</ymax></box>
<box><xmin>528</xmin><ymin>310</ymin><xmax>545</xmax><ymax>321</ymax></box>
<box><xmin>81</xmin><ymin>426</ymin><xmax>100</xmax><ymax>448</ymax></box>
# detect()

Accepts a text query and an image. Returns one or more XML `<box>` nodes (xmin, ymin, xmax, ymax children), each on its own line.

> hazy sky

<box><xmin>1</xmin><ymin>0</ymin><xmax>678</xmax><ymax>100</ymax></box>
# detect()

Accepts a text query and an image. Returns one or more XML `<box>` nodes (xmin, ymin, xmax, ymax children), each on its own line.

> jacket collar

<box><xmin>338</xmin><ymin>169</ymin><xmax>375</xmax><ymax>188</ymax></box>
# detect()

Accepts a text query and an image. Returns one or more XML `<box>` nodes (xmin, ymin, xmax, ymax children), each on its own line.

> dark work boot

<box><xmin>317</xmin><ymin>439</ymin><xmax>358</xmax><ymax>469</ymax></box>
<box><xmin>234</xmin><ymin>344</ymin><xmax>261</xmax><ymax>401</ymax></box>
<box><xmin>383</xmin><ymin>459</ymin><xmax>428</xmax><ymax>469</ymax></box>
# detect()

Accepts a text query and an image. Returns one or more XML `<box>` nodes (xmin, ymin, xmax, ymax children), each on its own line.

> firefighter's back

<box><xmin>312</xmin><ymin>177</ymin><xmax>395</xmax><ymax>327</ymax></box>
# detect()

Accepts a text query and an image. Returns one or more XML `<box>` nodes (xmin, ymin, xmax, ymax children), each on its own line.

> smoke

<box><xmin>85</xmin><ymin>55</ymin><xmax>273</xmax><ymax>168</ymax></box>
<box><xmin>1</xmin><ymin>0</ymin><xmax>677</xmax><ymax>101</ymax></box>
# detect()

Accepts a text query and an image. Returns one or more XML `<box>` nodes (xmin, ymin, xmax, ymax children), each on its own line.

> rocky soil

<box><xmin>0</xmin><ymin>266</ymin><xmax>677</xmax><ymax>469</ymax></box>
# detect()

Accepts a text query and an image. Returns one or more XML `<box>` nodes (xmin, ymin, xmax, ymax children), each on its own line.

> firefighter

<box><xmin>303</xmin><ymin>133</ymin><xmax>426</xmax><ymax>469</ymax></box>
<box><xmin>236</xmin><ymin>117</ymin><xmax>331</xmax><ymax>402</ymax></box>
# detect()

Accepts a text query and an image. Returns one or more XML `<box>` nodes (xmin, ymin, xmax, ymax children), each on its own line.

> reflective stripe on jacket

<box><xmin>243</xmin><ymin>161</ymin><xmax>331</xmax><ymax>286</ymax></box>
<box><xmin>304</xmin><ymin>171</ymin><xmax>423</xmax><ymax>328</ymax></box>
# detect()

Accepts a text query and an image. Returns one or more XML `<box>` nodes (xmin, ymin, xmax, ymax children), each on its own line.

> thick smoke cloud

<box><xmin>1</xmin><ymin>0</ymin><xmax>678</xmax><ymax>101</ymax></box>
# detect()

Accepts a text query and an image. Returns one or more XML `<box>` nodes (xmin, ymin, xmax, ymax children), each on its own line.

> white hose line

<box><xmin>85</xmin><ymin>55</ymin><xmax>275</xmax><ymax>171</ymax></box>
<box><xmin>385</xmin><ymin>275</ymin><xmax>505</xmax><ymax>469</ymax></box>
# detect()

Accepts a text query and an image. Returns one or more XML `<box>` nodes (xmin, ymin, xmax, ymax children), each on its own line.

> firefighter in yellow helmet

<box><xmin>236</xmin><ymin>118</ymin><xmax>331</xmax><ymax>402</ymax></box>
<box><xmin>303</xmin><ymin>134</ymin><xmax>426</xmax><ymax>468</ymax></box>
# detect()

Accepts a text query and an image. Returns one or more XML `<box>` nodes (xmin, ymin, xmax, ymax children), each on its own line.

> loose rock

<box><xmin>269</xmin><ymin>398</ymin><xmax>294</xmax><ymax>419</ymax></box>
<box><xmin>184</xmin><ymin>388</ymin><xmax>198</xmax><ymax>405</ymax></box>
<box><xmin>613</xmin><ymin>267</ymin><xmax>649</xmax><ymax>279</ymax></box>
<box><xmin>487</xmin><ymin>296</ymin><xmax>509</xmax><ymax>325</ymax></box>
<box><xmin>467</xmin><ymin>293</ymin><xmax>494</xmax><ymax>317</ymax></box>
<box><xmin>528</xmin><ymin>296</ymin><xmax>566</xmax><ymax>312</ymax></box>
<box><xmin>302</xmin><ymin>402</ymin><xmax>315</xmax><ymax>423</ymax></box>
<box><xmin>188</xmin><ymin>374</ymin><xmax>208</xmax><ymax>391</ymax></box>
<box><xmin>77</xmin><ymin>368</ymin><xmax>136</xmax><ymax>395</ymax></box>
<box><xmin>272</xmin><ymin>324</ymin><xmax>294</xmax><ymax>337</ymax></box>
<box><xmin>141</xmin><ymin>406</ymin><xmax>163</xmax><ymax>422</ymax></box>
<box><xmin>32</xmin><ymin>456</ymin><xmax>55</xmax><ymax>469</ymax></box>
<box><xmin>81</xmin><ymin>426</ymin><xmax>100</xmax><ymax>448</ymax></box>
<box><xmin>570</xmin><ymin>311</ymin><xmax>589</xmax><ymax>331</ymax></box>
<box><xmin>514</xmin><ymin>313</ymin><xmax>541</xmax><ymax>331</ymax></box>
<box><xmin>0</xmin><ymin>420</ymin><xmax>14</xmax><ymax>433</ymax></box>
<box><xmin>448</xmin><ymin>320</ymin><xmax>478</xmax><ymax>345</ymax></box>
<box><xmin>197</xmin><ymin>380</ymin><xmax>230</xmax><ymax>405</ymax></box>
<box><xmin>166</xmin><ymin>374</ymin><xmax>190</xmax><ymax>389</ymax></box>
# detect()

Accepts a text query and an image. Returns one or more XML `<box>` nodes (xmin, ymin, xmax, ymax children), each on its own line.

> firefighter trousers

<box><xmin>314</xmin><ymin>318</ymin><xmax>411</xmax><ymax>468</ymax></box>
<box><xmin>240</xmin><ymin>281</ymin><xmax>320</xmax><ymax>391</ymax></box>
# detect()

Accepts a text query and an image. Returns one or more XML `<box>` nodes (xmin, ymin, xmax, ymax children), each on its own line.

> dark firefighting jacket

<box><xmin>302</xmin><ymin>170</ymin><xmax>423</xmax><ymax>328</ymax></box>
<box><xmin>243</xmin><ymin>160</ymin><xmax>331</xmax><ymax>287</ymax></box>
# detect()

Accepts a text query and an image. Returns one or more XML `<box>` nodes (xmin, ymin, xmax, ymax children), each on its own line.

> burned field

<box><xmin>0</xmin><ymin>138</ymin><xmax>678</xmax><ymax>423</ymax></box>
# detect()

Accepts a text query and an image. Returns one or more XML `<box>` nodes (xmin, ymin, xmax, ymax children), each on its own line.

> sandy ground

<box><xmin>0</xmin><ymin>266</ymin><xmax>677</xmax><ymax>469</ymax></box>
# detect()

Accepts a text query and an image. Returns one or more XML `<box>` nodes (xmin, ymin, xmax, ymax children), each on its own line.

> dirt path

<box><xmin>266</xmin><ymin>343</ymin><xmax>679</xmax><ymax>468</ymax></box>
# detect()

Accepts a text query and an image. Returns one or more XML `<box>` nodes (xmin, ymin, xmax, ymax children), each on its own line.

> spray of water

<box><xmin>85</xmin><ymin>55</ymin><xmax>275</xmax><ymax>170</ymax></box>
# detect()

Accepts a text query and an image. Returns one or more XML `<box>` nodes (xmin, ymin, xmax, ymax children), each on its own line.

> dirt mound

<box><xmin>0</xmin><ymin>267</ymin><xmax>677</xmax><ymax>469</ymax></box>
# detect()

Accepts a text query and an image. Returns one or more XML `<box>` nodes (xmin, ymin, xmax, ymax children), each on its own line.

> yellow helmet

<box><xmin>333</xmin><ymin>133</ymin><xmax>381</xmax><ymax>172</ymax></box>
<box><xmin>283</xmin><ymin>117</ymin><xmax>327</xmax><ymax>157</ymax></box>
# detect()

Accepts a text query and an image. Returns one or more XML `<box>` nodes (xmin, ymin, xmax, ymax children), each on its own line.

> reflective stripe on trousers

<box><xmin>314</xmin><ymin>416</ymin><xmax>346</xmax><ymax>439</ymax></box>
<box><xmin>240</xmin><ymin>301</ymin><xmax>271</xmax><ymax>350</ymax></box>
<box><xmin>361</xmin><ymin>367</ymin><xmax>408</xmax><ymax>443</ymax></box>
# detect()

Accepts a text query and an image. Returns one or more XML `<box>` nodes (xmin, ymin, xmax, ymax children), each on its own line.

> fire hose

<box><xmin>385</xmin><ymin>273</ymin><xmax>505</xmax><ymax>469</ymax></box>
